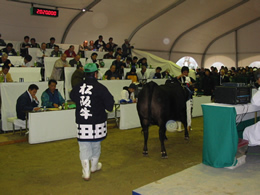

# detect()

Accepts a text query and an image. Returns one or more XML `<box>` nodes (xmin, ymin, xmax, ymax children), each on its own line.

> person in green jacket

<box><xmin>41</xmin><ymin>79</ymin><xmax>65</xmax><ymax>108</ymax></box>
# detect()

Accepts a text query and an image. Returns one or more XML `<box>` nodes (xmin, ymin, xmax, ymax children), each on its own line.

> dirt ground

<box><xmin>0</xmin><ymin>117</ymin><xmax>203</xmax><ymax>195</ymax></box>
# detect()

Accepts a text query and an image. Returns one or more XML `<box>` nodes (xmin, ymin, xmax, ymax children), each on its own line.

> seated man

<box><xmin>125</xmin><ymin>67</ymin><xmax>138</xmax><ymax>83</ymax></box>
<box><xmin>131</xmin><ymin>56</ymin><xmax>138</xmax><ymax>69</ymax></box>
<box><xmin>86</xmin><ymin>52</ymin><xmax>98</xmax><ymax>64</ymax></box>
<box><xmin>46</xmin><ymin>37</ymin><xmax>57</xmax><ymax>49</ymax></box>
<box><xmin>137</xmin><ymin>58</ymin><xmax>148</xmax><ymax>68</ymax></box>
<box><xmin>78</xmin><ymin>40</ymin><xmax>90</xmax><ymax>57</ymax></box>
<box><xmin>69</xmin><ymin>55</ymin><xmax>82</xmax><ymax>67</ymax></box>
<box><xmin>104</xmin><ymin>65</ymin><xmax>120</xmax><ymax>80</ymax></box>
<box><xmin>125</xmin><ymin>57</ymin><xmax>132</xmax><ymax>68</ymax></box>
<box><xmin>103</xmin><ymin>50</ymin><xmax>114</xmax><ymax>59</ymax></box>
<box><xmin>21</xmin><ymin>55</ymin><xmax>32</xmax><ymax>67</ymax></box>
<box><xmin>71</xmin><ymin>64</ymin><xmax>84</xmax><ymax>88</ymax></box>
<box><xmin>94</xmin><ymin>35</ymin><xmax>106</xmax><ymax>51</ymax></box>
<box><xmin>0</xmin><ymin>64</ymin><xmax>13</xmax><ymax>82</ymax></box>
<box><xmin>243</xmin><ymin>70</ymin><xmax>260</xmax><ymax>146</ymax></box>
<box><xmin>149</xmin><ymin>67</ymin><xmax>162</xmax><ymax>79</ymax></box>
<box><xmin>50</xmin><ymin>45</ymin><xmax>63</xmax><ymax>57</ymax></box>
<box><xmin>30</xmin><ymin>38</ymin><xmax>40</xmax><ymax>48</ymax></box>
<box><xmin>16</xmin><ymin>84</ymin><xmax>41</xmax><ymax>128</ymax></box>
<box><xmin>112</xmin><ymin>55</ymin><xmax>126</xmax><ymax>73</ymax></box>
<box><xmin>120</xmin><ymin>83</ymin><xmax>137</xmax><ymax>104</ymax></box>
<box><xmin>41</xmin><ymin>79</ymin><xmax>65</xmax><ymax>108</ymax></box>
<box><xmin>137</xmin><ymin>65</ymin><xmax>148</xmax><ymax>80</ymax></box>
<box><xmin>1</xmin><ymin>43</ymin><xmax>17</xmax><ymax>56</ymax></box>
<box><xmin>50</xmin><ymin>54</ymin><xmax>70</xmax><ymax>81</ymax></box>
<box><xmin>114</xmin><ymin>48</ymin><xmax>122</xmax><ymax>58</ymax></box>
<box><xmin>162</xmin><ymin>69</ymin><xmax>171</xmax><ymax>79</ymax></box>
<box><xmin>64</xmin><ymin>45</ymin><xmax>76</xmax><ymax>58</ymax></box>
<box><xmin>20</xmin><ymin>35</ymin><xmax>31</xmax><ymax>57</ymax></box>
<box><xmin>0</xmin><ymin>53</ymin><xmax>12</xmax><ymax>67</ymax></box>
<box><xmin>36</xmin><ymin>43</ymin><xmax>49</xmax><ymax>66</ymax></box>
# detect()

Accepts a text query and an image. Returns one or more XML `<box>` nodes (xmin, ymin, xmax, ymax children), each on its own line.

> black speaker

<box><xmin>214</xmin><ymin>86</ymin><xmax>251</xmax><ymax>104</ymax></box>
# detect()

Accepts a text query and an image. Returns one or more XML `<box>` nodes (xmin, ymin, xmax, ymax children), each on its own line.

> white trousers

<box><xmin>243</xmin><ymin>121</ymin><xmax>260</xmax><ymax>146</ymax></box>
<box><xmin>78</xmin><ymin>141</ymin><xmax>101</xmax><ymax>161</ymax></box>
<box><xmin>14</xmin><ymin>119</ymin><xmax>29</xmax><ymax>129</ymax></box>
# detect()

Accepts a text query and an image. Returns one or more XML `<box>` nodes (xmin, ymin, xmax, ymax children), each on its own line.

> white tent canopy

<box><xmin>0</xmin><ymin>0</ymin><xmax>259</xmax><ymax>68</ymax></box>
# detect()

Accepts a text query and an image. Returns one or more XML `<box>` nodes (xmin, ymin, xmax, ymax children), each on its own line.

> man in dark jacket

<box><xmin>16</xmin><ymin>84</ymin><xmax>41</xmax><ymax>128</ymax></box>
<box><xmin>71</xmin><ymin>64</ymin><xmax>84</xmax><ymax>88</ymax></box>
<box><xmin>70</xmin><ymin>63</ymin><xmax>114</xmax><ymax>181</ymax></box>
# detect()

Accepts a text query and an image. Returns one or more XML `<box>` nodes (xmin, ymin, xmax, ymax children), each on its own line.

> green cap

<box><xmin>84</xmin><ymin>63</ymin><xmax>99</xmax><ymax>73</ymax></box>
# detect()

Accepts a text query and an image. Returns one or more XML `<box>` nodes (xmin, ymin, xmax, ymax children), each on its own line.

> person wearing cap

<box><xmin>50</xmin><ymin>54</ymin><xmax>70</xmax><ymax>81</ymax></box>
<box><xmin>243</xmin><ymin>69</ymin><xmax>260</xmax><ymax>146</ymax></box>
<box><xmin>71</xmin><ymin>64</ymin><xmax>84</xmax><ymax>88</ymax></box>
<box><xmin>120</xmin><ymin>83</ymin><xmax>137</xmax><ymax>103</ymax></box>
<box><xmin>70</xmin><ymin>63</ymin><xmax>114</xmax><ymax>181</ymax></box>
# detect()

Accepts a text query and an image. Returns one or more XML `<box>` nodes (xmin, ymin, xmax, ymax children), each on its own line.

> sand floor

<box><xmin>0</xmin><ymin>117</ymin><xmax>203</xmax><ymax>194</ymax></box>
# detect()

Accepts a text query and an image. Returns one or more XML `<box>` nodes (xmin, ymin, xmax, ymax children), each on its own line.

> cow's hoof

<box><xmin>161</xmin><ymin>152</ymin><xmax>168</xmax><ymax>159</ymax></box>
<box><xmin>143</xmin><ymin>151</ymin><xmax>148</xmax><ymax>157</ymax></box>
<box><xmin>185</xmin><ymin>136</ymin><xmax>189</xmax><ymax>140</ymax></box>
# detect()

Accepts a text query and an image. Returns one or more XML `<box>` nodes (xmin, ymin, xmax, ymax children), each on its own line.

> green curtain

<box><xmin>202</xmin><ymin>105</ymin><xmax>238</xmax><ymax>168</ymax></box>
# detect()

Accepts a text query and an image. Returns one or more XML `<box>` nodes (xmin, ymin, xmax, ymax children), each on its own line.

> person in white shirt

<box><xmin>21</xmin><ymin>55</ymin><xmax>32</xmax><ymax>67</ymax></box>
<box><xmin>120</xmin><ymin>84</ymin><xmax>137</xmax><ymax>104</ymax></box>
<box><xmin>243</xmin><ymin>70</ymin><xmax>260</xmax><ymax>146</ymax></box>
<box><xmin>36</xmin><ymin>43</ymin><xmax>49</xmax><ymax>66</ymax></box>
<box><xmin>137</xmin><ymin>65</ymin><xmax>148</xmax><ymax>81</ymax></box>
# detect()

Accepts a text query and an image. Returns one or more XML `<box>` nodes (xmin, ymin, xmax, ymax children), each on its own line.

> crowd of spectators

<box><xmin>195</xmin><ymin>66</ymin><xmax>258</xmax><ymax>97</ymax></box>
<box><xmin>1</xmin><ymin>33</ymin><xmax>259</xmax><ymax>87</ymax></box>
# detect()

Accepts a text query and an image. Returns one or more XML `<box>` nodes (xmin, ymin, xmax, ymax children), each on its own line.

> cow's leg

<box><xmin>142</xmin><ymin>125</ymin><xmax>149</xmax><ymax>156</ymax></box>
<box><xmin>159</xmin><ymin>126</ymin><xmax>168</xmax><ymax>158</ymax></box>
<box><xmin>182</xmin><ymin>119</ymin><xmax>189</xmax><ymax>140</ymax></box>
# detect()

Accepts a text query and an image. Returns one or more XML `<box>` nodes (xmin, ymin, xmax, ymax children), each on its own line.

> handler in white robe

<box><xmin>243</xmin><ymin>71</ymin><xmax>260</xmax><ymax>146</ymax></box>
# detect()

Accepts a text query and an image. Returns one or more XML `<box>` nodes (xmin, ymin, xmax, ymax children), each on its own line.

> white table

<box><xmin>192</xmin><ymin>96</ymin><xmax>212</xmax><ymax>117</ymax></box>
<box><xmin>9</xmin><ymin>67</ymin><xmax>41</xmax><ymax>82</ymax></box>
<box><xmin>202</xmin><ymin>103</ymin><xmax>260</xmax><ymax>167</ymax></box>
<box><xmin>0</xmin><ymin>81</ymin><xmax>65</xmax><ymax>131</ymax></box>
<box><xmin>28</xmin><ymin>48</ymin><xmax>53</xmax><ymax>67</ymax></box>
<box><xmin>119</xmin><ymin>103</ymin><xmax>141</xmax><ymax>130</ymax></box>
<box><xmin>7</xmin><ymin>56</ymin><xmax>23</xmax><ymax>66</ymax></box>
<box><xmin>102</xmin><ymin>59</ymin><xmax>114</xmax><ymax>68</ymax></box>
<box><xmin>29</xmin><ymin>109</ymin><xmax>77</xmax><ymax>144</ymax></box>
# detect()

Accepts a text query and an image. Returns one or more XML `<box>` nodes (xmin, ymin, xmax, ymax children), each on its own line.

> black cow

<box><xmin>137</xmin><ymin>81</ymin><xmax>190</xmax><ymax>158</ymax></box>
